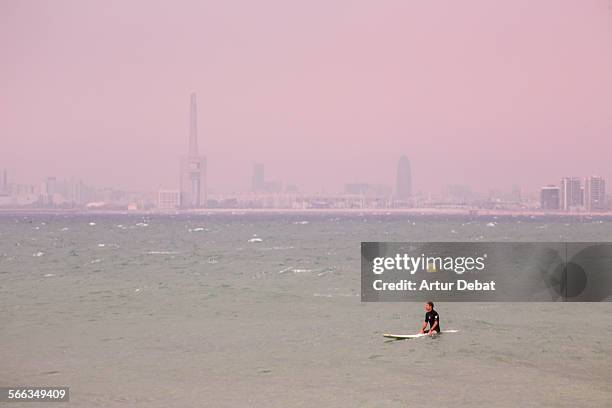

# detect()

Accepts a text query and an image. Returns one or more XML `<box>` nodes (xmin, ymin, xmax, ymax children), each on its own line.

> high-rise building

<box><xmin>40</xmin><ymin>177</ymin><xmax>58</xmax><ymax>205</ymax></box>
<box><xmin>252</xmin><ymin>163</ymin><xmax>265</xmax><ymax>192</ymax></box>
<box><xmin>158</xmin><ymin>189</ymin><xmax>181</xmax><ymax>210</ymax></box>
<box><xmin>540</xmin><ymin>185</ymin><xmax>560</xmax><ymax>210</ymax></box>
<box><xmin>584</xmin><ymin>176</ymin><xmax>606</xmax><ymax>211</ymax></box>
<box><xmin>560</xmin><ymin>177</ymin><xmax>582</xmax><ymax>210</ymax></box>
<box><xmin>180</xmin><ymin>93</ymin><xmax>207</xmax><ymax>208</ymax></box>
<box><xmin>395</xmin><ymin>155</ymin><xmax>412</xmax><ymax>200</ymax></box>
<box><xmin>0</xmin><ymin>169</ymin><xmax>7</xmax><ymax>196</ymax></box>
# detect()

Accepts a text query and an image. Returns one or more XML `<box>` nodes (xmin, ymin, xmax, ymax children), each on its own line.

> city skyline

<box><xmin>1</xmin><ymin>150</ymin><xmax>610</xmax><ymax>200</ymax></box>
<box><xmin>0</xmin><ymin>86</ymin><xmax>609</xmax><ymax>208</ymax></box>
<box><xmin>2</xmin><ymin>1</ymin><xmax>611</xmax><ymax>194</ymax></box>
<box><xmin>1</xmin><ymin>156</ymin><xmax>609</xmax><ymax>211</ymax></box>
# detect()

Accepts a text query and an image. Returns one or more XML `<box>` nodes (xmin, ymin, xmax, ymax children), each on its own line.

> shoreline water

<box><xmin>2</xmin><ymin>207</ymin><xmax>612</xmax><ymax>220</ymax></box>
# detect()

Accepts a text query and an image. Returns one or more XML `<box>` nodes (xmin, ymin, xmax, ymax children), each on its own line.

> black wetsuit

<box><xmin>424</xmin><ymin>310</ymin><xmax>441</xmax><ymax>333</ymax></box>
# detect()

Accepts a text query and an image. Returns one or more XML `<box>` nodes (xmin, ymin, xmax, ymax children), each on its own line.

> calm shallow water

<box><xmin>1</xmin><ymin>213</ymin><xmax>611</xmax><ymax>407</ymax></box>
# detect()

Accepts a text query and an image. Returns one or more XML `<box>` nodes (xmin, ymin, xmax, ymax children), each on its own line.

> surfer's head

<box><xmin>425</xmin><ymin>301</ymin><xmax>434</xmax><ymax>312</ymax></box>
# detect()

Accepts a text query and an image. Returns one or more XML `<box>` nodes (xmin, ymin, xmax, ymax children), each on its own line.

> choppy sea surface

<box><xmin>1</xmin><ymin>213</ymin><xmax>611</xmax><ymax>407</ymax></box>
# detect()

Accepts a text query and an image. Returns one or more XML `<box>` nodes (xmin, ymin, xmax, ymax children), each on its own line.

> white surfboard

<box><xmin>383</xmin><ymin>330</ymin><xmax>459</xmax><ymax>339</ymax></box>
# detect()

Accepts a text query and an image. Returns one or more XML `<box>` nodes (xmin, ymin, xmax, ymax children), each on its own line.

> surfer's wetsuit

<box><xmin>424</xmin><ymin>310</ymin><xmax>441</xmax><ymax>333</ymax></box>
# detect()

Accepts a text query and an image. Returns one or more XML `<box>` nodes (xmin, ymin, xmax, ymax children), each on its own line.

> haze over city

<box><xmin>2</xmin><ymin>0</ymin><xmax>611</xmax><ymax>195</ymax></box>
<box><xmin>3</xmin><ymin>4</ymin><xmax>612</xmax><ymax>406</ymax></box>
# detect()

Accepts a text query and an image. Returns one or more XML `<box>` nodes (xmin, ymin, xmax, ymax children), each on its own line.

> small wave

<box><xmin>317</xmin><ymin>267</ymin><xmax>336</xmax><ymax>276</ymax></box>
<box><xmin>248</xmin><ymin>237</ymin><xmax>263</xmax><ymax>243</ymax></box>
<box><xmin>147</xmin><ymin>251</ymin><xmax>179</xmax><ymax>255</ymax></box>
<box><xmin>276</xmin><ymin>267</ymin><xmax>311</xmax><ymax>274</ymax></box>
<box><xmin>89</xmin><ymin>222</ymin><xmax>96</xmax><ymax>226</ymax></box>
<box><xmin>278</xmin><ymin>266</ymin><xmax>293</xmax><ymax>274</ymax></box>
<box><xmin>259</xmin><ymin>246</ymin><xmax>295</xmax><ymax>251</ymax></box>
<box><xmin>33</xmin><ymin>251</ymin><xmax>45</xmax><ymax>257</ymax></box>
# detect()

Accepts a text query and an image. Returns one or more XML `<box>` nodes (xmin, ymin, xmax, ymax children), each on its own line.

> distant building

<box><xmin>540</xmin><ymin>185</ymin><xmax>560</xmax><ymax>210</ymax></box>
<box><xmin>395</xmin><ymin>155</ymin><xmax>412</xmax><ymax>200</ymax></box>
<box><xmin>179</xmin><ymin>92</ymin><xmax>207</xmax><ymax>208</ymax></box>
<box><xmin>444</xmin><ymin>185</ymin><xmax>476</xmax><ymax>204</ymax></box>
<box><xmin>158</xmin><ymin>189</ymin><xmax>181</xmax><ymax>209</ymax></box>
<box><xmin>560</xmin><ymin>177</ymin><xmax>582</xmax><ymax>210</ymax></box>
<box><xmin>251</xmin><ymin>163</ymin><xmax>282</xmax><ymax>193</ymax></box>
<box><xmin>66</xmin><ymin>179</ymin><xmax>85</xmax><ymax>205</ymax></box>
<box><xmin>264</xmin><ymin>180</ymin><xmax>283</xmax><ymax>193</ymax></box>
<box><xmin>40</xmin><ymin>177</ymin><xmax>57</xmax><ymax>205</ymax></box>
<box><xmin>0</xmin><ymin>169</ymin><xmax>8</xmax><ymax>196</ymax></box>
<box><xmin>510</xmin><ymin>185</ymin><xmax>522</xmax><ymax>203</ymax></box>
<box><xmin>345</xmin><ymin>183</ymin><xmax>391</xmax><ymax>197</ymax></box>
<box><xmin>252</xmin><ymin>163</ymin><xmax>265</xmax><ymax>192</ymax></box>
<box><xmin>584</xmin><ymin>176</ymin><xmax>606</xmax><ymax>211</ymax></box>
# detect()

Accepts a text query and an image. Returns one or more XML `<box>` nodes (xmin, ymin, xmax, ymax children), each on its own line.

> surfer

<box><xmin>419</xmin><ymin>301</ymin><xmax>440</xmax><ymax>336</ymax></box>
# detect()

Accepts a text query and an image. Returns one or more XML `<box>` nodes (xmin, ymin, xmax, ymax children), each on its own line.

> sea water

<box><xmin>1</xmin><ymin>213</ymin><xmax>611</xmax><ymax>407</ymax></box>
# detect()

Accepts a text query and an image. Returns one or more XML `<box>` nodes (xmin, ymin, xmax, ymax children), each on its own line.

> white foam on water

<box><xmin>33</xmin><ymin>251</ymin><xmax>45</xmax><ymax>257</ymax></box>
<box><xmin>313</xmin><ymin>293</ymin><xmax>357</xmax><ymax>298</ymax></box>
<box><xmin>248</xmin><ymin>237</ymin><xmax>263</xmax><ymax>243</ymax></box>
<box><xmin>147</xmin><ymin>251</ymin><xmax>179</xmax><ymax>255</ymax></box>
<box><xmin>259</xmin><ymin>246</ymin><xmax>295</xmax><ymax>251</ymax></box>
<box><xmin>90</xmin><ymin>259</ymin><xmax>102</xmax><ymax>264</ymax></box>
<box><xmin>89</xmin><ymin>222</ymin><xmax>96</xmax><ymax>226</ymax></box>
<box><xmin>43</xmin><ymin>273</ymin><xmax>55</xmax><ymax>277</ymax></box>
<box><xmin>317</xmin><ymin>271</ymin><xmax>330</xmax><ymax>277</ymax></box>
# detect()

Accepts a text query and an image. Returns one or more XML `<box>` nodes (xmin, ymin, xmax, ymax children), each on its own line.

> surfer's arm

<box><xmin>419</xmin><ymin>320</ymin><xmax>427</xmax><ymax>333</ymax></box>
<box><xmin>429</xmin><ymin>320</ymin><xmax>438</xmax><ymax>333</ymax></box>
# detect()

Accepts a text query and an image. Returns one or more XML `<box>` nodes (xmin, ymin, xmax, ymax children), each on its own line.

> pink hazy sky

<box><xmin>1</xmin><ymin>0</ymin><xmax>611</xmax><ymax>194</ymax></box>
